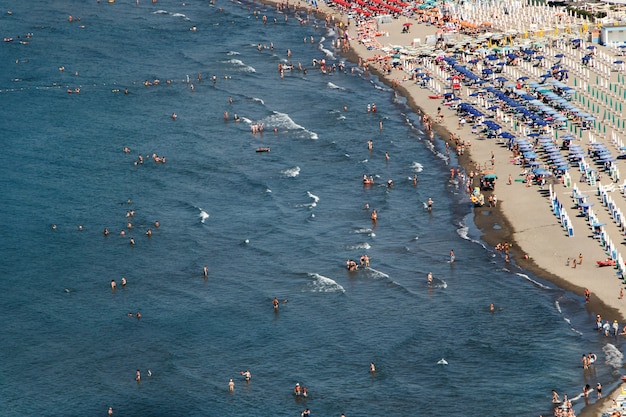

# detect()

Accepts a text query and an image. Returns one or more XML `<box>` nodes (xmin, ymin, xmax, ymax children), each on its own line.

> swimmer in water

<box><xmin>121</xmin><ymin>277</ymin><xmax>127</xmax><ymax>287</ymax></box>
<box><xmin>240</xmin><ymin>370</ymin><xmax>251</xmax><ymax>382</ymax></box>
<box><xmin>427</xmin><ymin>197</ymin><xmax>433</xmax><ymax>212</ymax></box>
<box><xmin>449</xmin><ymin>249</ymin><xmax>455</xmax><ymax>263</ymax></box>
<box><xmin>135</xmin><ymin>369</ymin><xmax>141</xmax><ymax>382</ymax></box>
<box><xmin>111</xmin><ymin>280</ymin><xmax>117</xmax><ymax>290</ymax></box>
<box><xmin>203</xmin><ymin>265</ymin><xmax>208</xmax><ymax>278</ymax></box>
<box><xmin>229</xmin><ymin>379</ymin><xmax>234</xmax><ymax>392</ymax></box>
<box><xmin>370</xmin><ymin>362</ymin><xmax>376</xmax><ymax>373</ymax></box>
<box><xmin>273</xmin><ymin>297</ymin><xmax>279</xmax><ymax>311</ymax></box>
<box><xmin>427</xmin><ymin>272</ymin><xmax>433</xmax><ymax>284</ymax></box>
<box><xmin>489</xmin><ymin>303</ymin><xmax>495</xmax><ymax>312</ymax></box>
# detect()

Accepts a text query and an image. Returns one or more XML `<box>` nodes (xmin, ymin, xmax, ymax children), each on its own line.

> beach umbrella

<box><xmin>518</xmin><ymin>76</ymin><xmax>529</xmax><ymax>81</ymax></box>
<box><xmin>533</xmin><ymin>168</ymin><xmax>552</xmax><ymax>176</ymax></box>
<box><xmin>403</xmin><ymin>22</ymin><xmax>413</xmax><ymax>26</ymax></box>
<box><xmin>555</xmin><ymin>54</ymin><xmax>564</xmax><ymax>58</ymax></box>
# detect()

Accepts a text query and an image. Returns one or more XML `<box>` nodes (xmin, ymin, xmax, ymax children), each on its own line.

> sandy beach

<box><xmin>260</xmin><ymin>0</ymin><xmax>626</xmax><ymax>415</ymax></box>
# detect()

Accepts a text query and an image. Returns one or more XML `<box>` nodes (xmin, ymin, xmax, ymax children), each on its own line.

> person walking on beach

<box><xmin>596</xmin><ymin>382</ymin><xmax>602</xmax><ymax>398</ymax></box>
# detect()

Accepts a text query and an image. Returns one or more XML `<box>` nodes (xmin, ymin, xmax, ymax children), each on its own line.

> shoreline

<box><xmin>254</xmin><ymin>0</ymin><xmax>626</xmax><ymax>415</ymax></box>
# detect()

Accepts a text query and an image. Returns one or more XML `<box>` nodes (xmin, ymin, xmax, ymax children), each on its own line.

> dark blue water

<box><xmin>1</xmin><ymin>1</ymin><xmax>624</xmax><ymax>416</ymax></box>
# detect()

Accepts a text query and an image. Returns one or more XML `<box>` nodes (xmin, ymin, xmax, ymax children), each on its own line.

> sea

<box><xmin>1</xmin><ymin>1</ymin><xmax>625</xmax><ymax>416</ymax></box>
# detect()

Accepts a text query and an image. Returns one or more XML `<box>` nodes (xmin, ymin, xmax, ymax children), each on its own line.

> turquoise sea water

<box><xmin>1</xmin><ymin>1</ymin><xmax>624</xmax><ymax>416</ymax></box>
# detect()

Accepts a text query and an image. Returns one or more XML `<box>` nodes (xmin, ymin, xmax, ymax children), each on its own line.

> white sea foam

<box><xmin>153</xmin><ymin>9</ymin><xmax>168</xmax><ymax>14</ymax></box>
<box><xmin>515</xmin><ymin>273</ymin><xmax>551</xmax><ymax>290</ymax></box>
<box><xmin>224</xmin><ymin>58</ymin><xmax>256</xmax><ymax>73</ymax></box>
<box><xmin>456</xmin><ymin>225</ymin><xmax>469</xmax><ymax>240</ymax></box>
<box><xmin>366</xmin><ymin>267</ymin><xmax>389</xmax><ymax>279</ymax></box>
<box><xmin>281</xmin><ymin>166</ymin><xmax>300</xmax><ymax>178</ymax></box>
<box><xmin>354</xmin><ymin>228</ymin><xmax>372</xmax><ymax>234</ymax></box>
<box><xmin>227</xmin><ymin>51</ymin><xmax>240</xmax><ymax>55</ymax></box>
<box><xmin>431</xmin><ymin>279</ymin><xmax>447</xmax><ymax>289</ymax></box>
<box><xmin>171</xmin><ymin>12</ymin><xmax>191</xmax><ymax>21</ymax></box>
<box><xmin>554</xmin><ymin>300</ymin><xmax>562</xmax><ymax>314</ymax></box>
<box><xmin>347</xmin><ymin>243</ymin><xmax>371</xmax><ymax>250</ymax></box>
<box><xmin>603</xmin><ymin>343</ymin><xmax>624</xmax><ymax>369</ymax></box>
<box><xmin>411</xmin><ymin>162</ymin><xmax>424</xmax><ymax>173</ymax></box>
<box><xmin>265</xmin><ymin>188</ymin><xmax>272</xmax><ymax>193</ymax></box>
<box><xmin>307</xmin><ymin>191</ymin><xmax>319</xmax><ymax>205</ymax></box>
<box><xmin>252</xmin><ymin>97</ymin><xmax>265</xmax><ymax>105</ymax></box>
<box><xmin>261</xmin><ymin>111</ymin><xmax>318</xmax><ymax>140</ymax></box>
<box><xmin>198</xmin><ymin>208</ymin><xmax>209</xmax><ymax>223</ymax></box>
<box><xmin>306</xmin><ymin>273</ymin><xmax>345</xmax><ymax>293</ymax></box>
<box><xmin>327</xmin><ymin>82</ymin><xmax>344</xmax><ymax>90</ymax></box>
<box><xmin>436</xmin><ymin>151</ymin><xmax>449</xmax><ymax>162</ymax></box>
<box><xmin>320</xmin><ymin>48</ymin><xmax>336</xmax><ymax>60</ymax></box>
